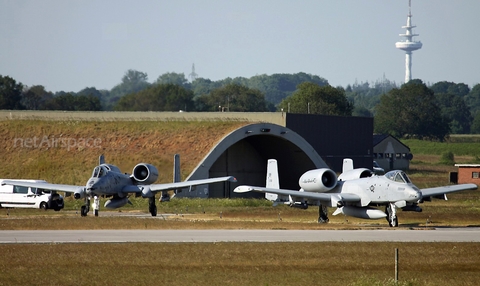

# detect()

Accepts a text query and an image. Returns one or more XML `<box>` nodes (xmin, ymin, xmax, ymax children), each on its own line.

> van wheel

<box><xmin>40</xmin><ymin>202</ymin><xmax>48</xmax><ymax>211</ymax></box>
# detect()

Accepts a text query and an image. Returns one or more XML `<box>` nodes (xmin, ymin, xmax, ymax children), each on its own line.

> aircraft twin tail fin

<box><xmin>265</xmin><ymin>159</ymin><xmax>281</xmax><ymax>202</ymax></box>
<box><xmin>342</xmin><ymin>158</ymin><xmax>354</xmax><ymax>173</ymax></box>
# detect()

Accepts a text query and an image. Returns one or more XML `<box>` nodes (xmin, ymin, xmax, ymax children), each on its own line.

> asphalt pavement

<box><xmin>1</xmin><ymin>228</ymin><xmax>479</xmax><ymax>243</ymax></box>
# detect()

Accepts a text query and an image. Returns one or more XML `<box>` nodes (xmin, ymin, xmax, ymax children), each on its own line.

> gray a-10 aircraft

<box><xmin>2</xmin><ymin>155</ymin><xmax>236</xmax><ymax>216</ymax></box>
<box><xmin>234</xmin><ymin>159</ymin><xmax>477</xmax><ymax>227</ymax></box>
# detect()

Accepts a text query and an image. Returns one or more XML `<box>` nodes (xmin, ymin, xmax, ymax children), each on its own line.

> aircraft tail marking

<box><xmin>265</xmin><ymin>159</ymin><xmax>280</xmax><ymax>201</ymax></box>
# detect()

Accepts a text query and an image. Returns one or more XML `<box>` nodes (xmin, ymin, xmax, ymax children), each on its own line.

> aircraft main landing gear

<box><xmin>318</xmin><ymin>204</ymin><xmax>329</xmax><ymax>223</ymax></box>
<box><xmin>386</xmin><ymin>203</ymin><xmax>398</xmax><ymax>227</ymax></box>
<box><xmin>81</xmin><ymin>198</ymin><xmax>90</xmax><ymax>217</ymax></box>
<box><xmin>149</xmin><ymin>197</ymin><xmax>157</xmax><ymax>217</ymax></box>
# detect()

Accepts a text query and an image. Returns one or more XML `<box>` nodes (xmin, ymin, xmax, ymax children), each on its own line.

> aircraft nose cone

<box><xmin>415</xmin><ymin>190</ymin><xmax>422</xmax><ymax>200</ymax></box>
<box><xmin>86</xmin><ymin>179</ymin><xmax>99</xmax><ymax>194</ymax></box>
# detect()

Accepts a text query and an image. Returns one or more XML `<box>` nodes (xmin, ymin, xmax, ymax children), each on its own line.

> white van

<box><xmin>0</xmin><ymin>179</ymin><xmax>64</xmax><ymax>211</ymax></box>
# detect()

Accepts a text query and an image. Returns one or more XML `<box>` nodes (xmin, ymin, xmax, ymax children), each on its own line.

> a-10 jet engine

<box><xmin>132</xmin><ymin>163</ymin><xmax>159</xmax><ymax>184</ymax></box>
<box><xmin>104</xmin><ymin>163</ymin><xmax>159</xmax><ymax>209</ymax></box>
<box><xmin>298</xmin><ymin>169</ymin><xmax>338</xmax><ymax>192</ymax></box>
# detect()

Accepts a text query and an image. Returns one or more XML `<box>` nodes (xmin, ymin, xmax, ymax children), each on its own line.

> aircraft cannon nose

<box><xmin>412</xmin><ymin>189</ymin><xmax>422</xmax><ymax>201</ymax></box>
<box><xmin>86</xmin><ymin>179</ymin><xmax>102</xmax><ymax>194</ymax></box>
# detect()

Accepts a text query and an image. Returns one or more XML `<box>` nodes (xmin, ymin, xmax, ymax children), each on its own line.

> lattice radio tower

<box><xmin>188</xmin><ymin>63</ymin><xmax>198</xmax><ymax>81</ymax></box>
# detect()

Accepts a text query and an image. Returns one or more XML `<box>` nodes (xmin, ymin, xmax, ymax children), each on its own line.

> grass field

<box><xmin>1</xmin><ymin>242</ymin><xmax>479</xmax><ymax>286</ymax></box>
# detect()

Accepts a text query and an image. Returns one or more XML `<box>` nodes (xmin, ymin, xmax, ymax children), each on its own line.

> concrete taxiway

<box><xmin>1</xmin><ymin>228</ymin><xmax>479</xmax><ymax>243</ymax></box>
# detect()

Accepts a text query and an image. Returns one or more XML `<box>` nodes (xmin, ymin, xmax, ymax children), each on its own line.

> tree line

<box><xmin>1</xmin><ymin>70</ymin><xmax>480</xmax><ymax>140</ymax></box>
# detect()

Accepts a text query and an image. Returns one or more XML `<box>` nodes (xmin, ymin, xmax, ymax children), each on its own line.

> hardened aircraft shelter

<box><xmin>176</xmin><ymin>123</ymin><xmax>327</xmax><ymax>199</ymax></box>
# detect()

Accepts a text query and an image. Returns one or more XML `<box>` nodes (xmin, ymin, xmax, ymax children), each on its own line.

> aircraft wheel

<box><xmin>389</xmin><ymin>216</ymin><xmax>398</xmax><ymax>227</ymax></box>
<box><xmin>81</xmin><ymin>205</ymin><xmax>88</xmax><ymax>217</ymax></box>
<box><xmin>318</xmin><ymin>217</ymin><xmax>329</xmax><ymax>223</ymax></box>
<box><xmin>150</xmin><ymin>205</ymin><xmax>157</xmax><ymax>217</ymax></box>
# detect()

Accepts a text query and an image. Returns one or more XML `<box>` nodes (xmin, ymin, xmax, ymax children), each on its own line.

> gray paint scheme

<box><xmin>176</xmin><ymin>123</ymin><xmax>327</xmax><ymax>198</ymax></box>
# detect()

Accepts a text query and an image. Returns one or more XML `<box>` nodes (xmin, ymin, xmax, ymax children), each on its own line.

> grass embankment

<box><xmin>0</xmin><ymin>120</ymin><xmax>247</xmax><ymax>183</ymax></box>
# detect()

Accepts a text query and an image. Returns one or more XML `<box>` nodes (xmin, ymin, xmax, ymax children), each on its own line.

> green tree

<box><xmin>109</xmin><ymin>70</ymin><xmax>151</xmax><ymax>108</ymax></box>
<box><xmin>43</xmin><ymin>93</ymin><xmax>101</xmax><ymax>111</ymax></box>
<box><xmin>374</xmin><ymin>80</ymin><xmax>449</xmax><ymax>140</ymax></box>
<box><xmin>464</xmin><ymin>84</ymin><xmax>480</xmax><ymax>117</ymax></box>
<box><xmin>470</xmin><ymin>112</ymin><xmax>480</xmax><ymax>134</ymax></box>
<box><xmin>345</xmin><ymin>78</ymin><xmax>398</xmax><ymax>116</ymax></box>
<box><xmin>155</xmin><ymin>72</ymin><xmax>190</xmax><ymax>88</ymax></box>
<box><xmin>43</xmin><ymin>93</ymin><xmax>76</xmax><ymax>110</ymax></box>
<box><xmin>0</xmin><ymin>75</ymin><xmax>24</xmax><ymax>109</ymax></box>
<box><xmin>21</xmin><ymin>85</ymin><xmax>53</xmax><ymax>110</ymax></box>
<box><xmin>114</xmin><ymin>84</ymin><xmax>194</xmax><ymax>111</ymax></box>
<box><xmin>77</xmin><ymin>87</ymin><xmax>108</xmax><ymax>111</ymax></box>
<box><xmin>74</xmin><ymin>94</ymin><xmax>102</xmax><ymax>111</ymax></box>
<box><xmin>435</xmin><ymin>93</ymin><xmax>472</xmax><ymax>134</ymax></box>
<box><xmin>195</xmin><ymin>83</ymin><xmax>268</xmax><ymax>112</ymax></box>
<box><xmin>189</xmin><ymin>72</ymin><xmax>328</xmax><ymax>108</ymax></box>
<box><xmin>246</xmin><ymin>72</ymin><xmax>329</xmax><ymax>106</ymax></box>
<box><xmin>352</xmin><ymin>106</ymin><xmax>373</xmax><ymax>117</ymax></box>
<box><xmin>278</xmin><ymin>82</ymin><xmax>353</xmax><ymax>115</ymax></box>
<box><xmin>430</xmin><ymin>81</ymin><xmax>470</xmax><ymax>97</ymax></box>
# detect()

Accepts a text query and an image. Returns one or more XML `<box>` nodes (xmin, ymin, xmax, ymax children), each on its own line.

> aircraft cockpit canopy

<box><xmin>385</xmin><ymin>170</ymin><xmax>411</xmax><ymax>184</ymax></box>
<box><xmin>92</xmin><ymin>166</ymin><xmax>108</xmax><ymax>178</ymax></box>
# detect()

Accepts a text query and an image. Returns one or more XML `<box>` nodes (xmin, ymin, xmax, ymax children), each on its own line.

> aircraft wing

<box><xmin>146</xmin><ymin>176</ymin><xmax>237</xmax><ymax>193</ymax></box>
<box><xmin>0</xmin><ymin>180</ymin><xmax>82</xmax><ymax>193</ymax></box>
<box><xmin>234</xmin><ymin>185</ymin><xmax>361</xmax><ymax>202</ymax></box>
<box><xmin>420</xmin><ymin>183</ymin><xmax>477</xmax><ymax>198</ymax></box>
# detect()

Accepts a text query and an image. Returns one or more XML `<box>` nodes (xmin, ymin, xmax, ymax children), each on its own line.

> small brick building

<box><xmin>454</xmin><ymin>164</ymin><xmax>480</xmax><ymax>185</ymax></box>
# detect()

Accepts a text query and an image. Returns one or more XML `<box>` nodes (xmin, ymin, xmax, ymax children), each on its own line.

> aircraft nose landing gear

<box><xmin>386</xmin><ymin>203</ymin><xmax>398</xmax><ymax>227</ymax></box>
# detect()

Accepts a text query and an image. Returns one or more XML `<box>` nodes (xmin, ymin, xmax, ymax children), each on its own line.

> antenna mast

<box><xmin>188</xmin><ymin>63</ymin><xmax>198</xmax><ymax>81</ymax></box>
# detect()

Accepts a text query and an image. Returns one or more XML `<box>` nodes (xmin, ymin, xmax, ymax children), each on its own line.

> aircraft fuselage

<box><xmin>86</xmin><ymin>171</ymin><xmax>135</xmax><ymax>197</ymax></box>
<box><xmin>329</xmin><ymin>175</ymin><xmax>422</xmax><ymax>207</ymax></box>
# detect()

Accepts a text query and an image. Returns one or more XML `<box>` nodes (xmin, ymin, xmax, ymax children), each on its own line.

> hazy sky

<box><xmin>1</xmin><ymin>0</ymin><xmax>479</xmax><ymax>93</ymax></box>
